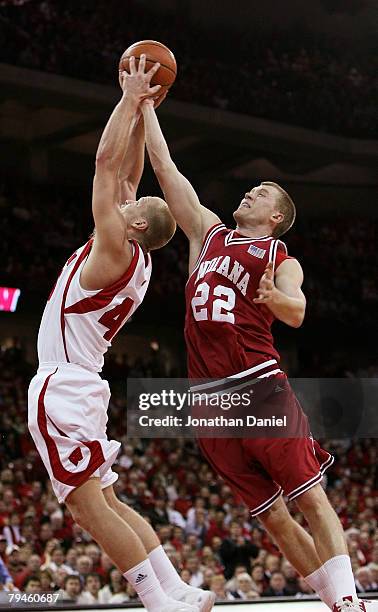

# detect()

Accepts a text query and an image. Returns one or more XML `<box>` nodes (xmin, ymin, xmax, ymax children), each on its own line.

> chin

<box><xmin>233</xmin><ymin>209</ymin><xmax>241</xmax><ymax>223</ymax></box>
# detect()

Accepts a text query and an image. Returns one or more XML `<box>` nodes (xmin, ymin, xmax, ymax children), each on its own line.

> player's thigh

<box><xmin>198</xmin><ymin>437</ymin><xmax>280</xmax><ymax>515</ymax></box>
<box><xmin>244</xmin><ymin>437</ymin><xmax>320</xmax><ymax>497</ymax></box>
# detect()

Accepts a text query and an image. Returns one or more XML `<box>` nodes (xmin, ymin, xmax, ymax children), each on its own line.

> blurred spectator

<box><xmin>281</xmin><ymin>560</ymin><xmax>300</xmax><ymax>595</ymax></box>
<box><xmin>99</xmin><ymin>568</ymin><xmax>129</xmax><ymax>603</ymax></box>
<box><xmin>76</xmin><ymin>554</ymin><xmax>93</xmax><ymax>582</ymax></box>
<box><xmin>219</xmin><ymin>522</ymin><xmax>259</xmax><ymax>579</ymax></box>
<box><xmin>262</xmin><ymin>571</ymin><xmax>291</xmax><ymax>596</ymax></box>
<box><xmin>78</xmin><ymin>572</ymin><xmax>102</xmax><ymax>604</ymax></box>
<box><xmin>186</xmin><ymin>556</ymin><xmax>203</xmax><ymax>588</ymax></box>
<box><xmin>229</xmin><ymin>572</ymin><xmax>259</xmax><ymax>599</ymax></box>
<box><xmin>60</xmin><ymin>574</ymin><xmax>82</xmax><ymax>602</ymax></box>
<box><xmin>0</xmin><ymin>555</ymin><xmax>13</xmax><ymax>591</ymax></box>
<box><xmin>13</xmin><ymin>553</ymin><xmax>40</xmax><ymax>589</ymax></box>
<box><xmin>209</xmin><ymin>574</ymin><xmax>234</xmax><ymax>602</ymax></box>
<box><xmin>24</xmin><ymin>575</ymin><xmax>41</xmax><ymax>594</ymax></box>
<box><xmin>355</xmin><ymin>566</ymin><xmax>377</xmax><ymax>593</ymax></box>
<box><xmin>296</xmin><ymin>576</ymin><xmax>315</xmax><ymax>596</ymax></box>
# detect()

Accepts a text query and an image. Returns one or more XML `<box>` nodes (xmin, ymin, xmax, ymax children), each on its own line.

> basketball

<box><xmin>119</xmin><ymin>40</ymin><xmax>177</xmax><ymax>92</ymax></box>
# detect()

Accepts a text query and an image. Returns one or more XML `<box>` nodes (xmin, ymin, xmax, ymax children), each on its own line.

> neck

<box><xmin>235</xmin><ymin>223</ymin><xmax>272</xmax><ymax>238</ymax></box>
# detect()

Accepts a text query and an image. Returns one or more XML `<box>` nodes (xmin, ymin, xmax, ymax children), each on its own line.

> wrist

<box><xmin>121</xmin><ymin>93</ymin><xmax>139</xmax><ymax>112</ymax></box>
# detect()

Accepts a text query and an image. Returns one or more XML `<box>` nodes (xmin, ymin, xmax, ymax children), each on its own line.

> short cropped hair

<box><xmin>141</xmin><ymin>198</ymin><xmax>176</xmax><ymax>251</ymax></box>
<box><xmin>262</xmin><ymin>181</ymin><xmax>296</xmax><ymax>237</ymax></box>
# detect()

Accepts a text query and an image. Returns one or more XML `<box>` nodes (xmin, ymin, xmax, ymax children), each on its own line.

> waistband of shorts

<box><xmin>38</xmin><ymin>361</ymin><xmax>100</xmax><ymax>375</ymax></box>
<box><xmin>190</xmin><ymin>358</ymin><xmax>283</xmax><ymax>395</ymax></box>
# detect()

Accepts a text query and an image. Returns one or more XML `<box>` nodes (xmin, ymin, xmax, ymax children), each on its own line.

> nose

<box><xmin>245</xmin><ymin>192</ymin><xmax>249</xmax><ymax>199</ymax></box>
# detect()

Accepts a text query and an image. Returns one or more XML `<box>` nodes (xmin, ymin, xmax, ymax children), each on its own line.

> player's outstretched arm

<box><xmin>117</xmin><ymin>90</ymin><xmax>167</xmax><ymax>202</ymax></box>
<box><xmin>141</xmin><ymin>100</ymin><xmax>221</xmax><ymax>244</ymax></box>
<box><xmin>254</xmin><ymin>260</ymin><xmax>306</xmax><ymax>328</ymax></box>
<box><xmin>93</xmin><ymin>56</ymin><xmax>161</xmax><ymax>256</ymax></box>
<box><xmin>118</xmin><ymin>114</ymin><xmax>145</xmax><ymax>202</ymax></box>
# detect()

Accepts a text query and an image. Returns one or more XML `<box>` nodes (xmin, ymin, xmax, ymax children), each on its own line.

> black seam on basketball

<box><xmin>121</xmin><ymin>58</ymin><xmax>176</xmax><ymax>77</ymax></box>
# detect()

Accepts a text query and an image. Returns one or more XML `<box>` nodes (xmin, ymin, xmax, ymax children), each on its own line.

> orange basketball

<box><xmin>119</xmin><ymin>40</ymin><xmax>177</xmax><ymax>92</ymax></box>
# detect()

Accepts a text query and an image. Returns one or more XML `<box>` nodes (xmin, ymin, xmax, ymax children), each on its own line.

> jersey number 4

<box><xmin>98</xmin><ymin>298</ymin><xmax>134</xmax><ymax>341</ymax></box>
<box><xmin>191</xmin><ymin>282</ymin><xmax>235</xmax><ymax>324</ymax></box>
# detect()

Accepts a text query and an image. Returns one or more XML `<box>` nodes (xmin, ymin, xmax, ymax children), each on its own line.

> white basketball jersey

<box><xmin>37</xmin><ymin>239</ymin><xmax>151</xmax><ymax>372</ymax></box>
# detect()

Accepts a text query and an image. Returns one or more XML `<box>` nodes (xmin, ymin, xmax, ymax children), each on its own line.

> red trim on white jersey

<box><xmin>60</xmin><ymin>241</ymin><xmax>92</xmax><ymax>361</ymax></box>
<box><xmin>65</xmin><ymin>241</ymin><xmax>140</xmax><ymax>315</ymax></box>
<box><xmin>37</xmin><ymin>368</ymin><xmax>106</xmax><ymax>486</ymax></box>
<box><xmin>60</xmin><ymin>239</ymin><xmax>142</xmax><ymax>362</ymax></box>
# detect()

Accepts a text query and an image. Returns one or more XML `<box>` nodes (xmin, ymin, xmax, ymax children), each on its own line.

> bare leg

<box><xmin>103</xmin><ymin>485</ymin><xmax>160</xmax><ymax>553</ymax></box>
<box><xmin>295</xmin><ymin>483</ymin><xmax>348</xmax><ymax>562</ymax></box>
<box><xmin>258</xmin><ymin>495</ymin><xmax>322</xmax><ymax>577</ymax></box>
<box><xmin>66</xmin><ymin>478</ymin><xmax>147</xmax><ymax>571</ymax></box>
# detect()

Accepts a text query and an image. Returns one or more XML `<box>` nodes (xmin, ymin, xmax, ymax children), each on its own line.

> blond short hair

<box><xmin>140</xmin><ymin>197</ymin><xmax>176</xmax><ymax>251</ymax></box>
<box><xmin>262</xmin><ymin>181</ymin><xmax>296</xmax><ymax>237</ymax></box>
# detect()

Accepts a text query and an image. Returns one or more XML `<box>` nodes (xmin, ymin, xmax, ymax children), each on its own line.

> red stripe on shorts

<box><xmin>37</xmin><ymin>368</ymin><xmax>106</xmax><ymax>487</ymax></box>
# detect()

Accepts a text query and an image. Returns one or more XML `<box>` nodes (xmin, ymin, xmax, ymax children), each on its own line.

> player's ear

<box><xmin>130</xmin><ymin>217</ymin><xmax>148</xmax><ymax>232</ymax></box>
<box><xmin>271</xmin><ymin>211</ymin><xmax>284</xmax><ymax>226</ymax></box>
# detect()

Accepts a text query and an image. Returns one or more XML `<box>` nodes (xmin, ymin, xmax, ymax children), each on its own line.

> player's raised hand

<box><xmin>119</xmin><ymin>54</ymin><xmax>161</xmax><ymax>105</ymax></box>
<box><xmin>253</xmin><ymin>262</ymin><xmax>277</xmax><ymax>304</ymax></box>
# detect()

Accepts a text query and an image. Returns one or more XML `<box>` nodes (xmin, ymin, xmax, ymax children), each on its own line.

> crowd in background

<box><xmin>0</xmin><ymin>0</ymin><xmax>377</xmax><ymax>137</ymax></box>
<box><xmin>0</xmin><ymin>0</ymin><xmax>377</xmax><ymax>606</ymax></box>
<box><xmin>1</xmin><ymin>179</ymin><xmax>377</xmax><ymax>347</ymax></box>
<box><xmin>0</xmin><ymin>345</ymin><xmax>377</xmax><ymax>602</ymax></box>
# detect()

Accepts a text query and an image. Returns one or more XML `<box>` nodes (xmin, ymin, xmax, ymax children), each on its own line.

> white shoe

<box><xmin>169</xmin><ymin>586</ymin><xmax>215</xmax><ymax>612</ymax></box>
<box><xmin>333</xmin><ymin>597</ymin><xmax>378</xmax><ymax>611</ymax></box>
<box><xmin>158</xmin><ymin>597</ymin><xmax>200</xmax><ymax>612</ymax></box>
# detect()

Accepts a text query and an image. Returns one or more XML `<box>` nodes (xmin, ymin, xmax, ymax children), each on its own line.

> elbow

<box><xmin>290</xmin><ymin>317</ymin><xmax>304</xmax><ymax>329</ymax></box>
<box><xmin>149</xmin><ymin>156</ymin><xmax>175</xmax><ymax>176</ymax></box>
<box><xmin>95</xmin><ymin>152</ymin><xmax>115</xmax><ymax>172</ymax></box>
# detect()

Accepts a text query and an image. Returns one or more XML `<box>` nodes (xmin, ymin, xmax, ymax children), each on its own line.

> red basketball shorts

<box><xmin>197</xmin><ymin>374</ymin><xmax>334</xmax><ymax>516</ymax></box>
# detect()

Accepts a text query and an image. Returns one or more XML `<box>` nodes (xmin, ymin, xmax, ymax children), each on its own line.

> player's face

<box><xmin>233</xmin><ymin>185</ymin><xmax>278</xmax><ymax>226</ymax></box>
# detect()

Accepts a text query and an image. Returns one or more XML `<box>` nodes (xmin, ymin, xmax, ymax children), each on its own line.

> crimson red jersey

<box><xmin>185</xmin><ymin>224</ymin><xmax>293</xmax><ymax>379</ymax></box>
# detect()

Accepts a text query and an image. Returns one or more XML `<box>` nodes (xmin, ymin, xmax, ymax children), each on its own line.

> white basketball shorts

<box><xmin>28</xmin><ymin>363</ymin><xmax>121</xmax><ymax>504</ymax></box>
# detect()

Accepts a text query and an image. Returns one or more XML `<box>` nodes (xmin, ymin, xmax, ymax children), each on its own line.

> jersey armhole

<box><xmin>269</xmin><ymin>239</ymin><xmax>294</xmax><ymax>272</ymax></box>
<box><xmin>188</xmin><ymin>222</ymin><xmax>226</xmax><ymax>280</ymax></box>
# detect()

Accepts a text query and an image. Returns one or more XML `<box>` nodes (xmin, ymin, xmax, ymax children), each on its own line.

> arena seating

<box><xmin>0</xmin><ymin>345</ymin><xmax>377</xmax><ymax>598</ymax></box>
<box><xmin>0</xmin><ymin>0</ymin><xmax>376</xmax><ymax>137</ymax></box>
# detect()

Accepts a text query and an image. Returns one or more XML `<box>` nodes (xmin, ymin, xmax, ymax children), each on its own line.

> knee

<box><xmin>66</xmin><ymin>499</ymin><xmax>89</xmax><ymax>533</ymax></box>
<box><xmin>67</xmin><ymin>498</ymin><xmax>103</xmax><ymax>534</ymax></box>
<box><xmin>103</xmin><ymin>490</ymin><xmax>121</xmax><ymax>513</ymax></box>
<box><xmin>296</xmin><ymin>483</ymin><xmax>329</xmax><ymax>518</ymax></box>
<box><xmin>258</xmin><ymin>499</ymin><xmax>292</xmax><ymax>537</ymax></box>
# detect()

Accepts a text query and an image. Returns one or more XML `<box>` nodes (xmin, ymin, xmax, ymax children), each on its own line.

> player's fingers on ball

<box><xmin>149</xmin><ymin>84</ymin><xmax>162</xmax><ymax>95</ymax></box>
<box><xmin>138</xmin><ymin>53</ymin><xmax>146</xmax><ymax>73</ymax></box>
<box><xmin>129</xmin><ymin>56</ymin><xmax>136</xmax><ymax>74</ymax></box>
<box><xmin>147</xmin><ymin>61</ymin><xmax>161</xmax><ymax>78</ymax></box>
